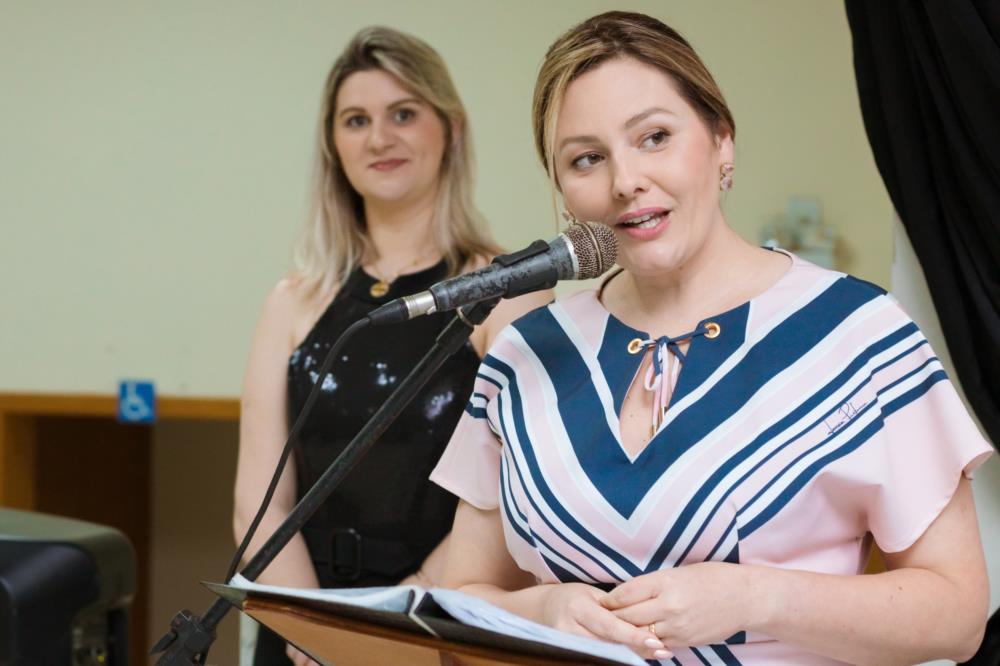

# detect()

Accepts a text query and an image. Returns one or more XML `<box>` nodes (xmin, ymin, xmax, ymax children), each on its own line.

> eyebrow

<box><xmin>624</xmin><ymin>106</ymin><xmax>675</xmax><ymax>129</ymax></box>
<box><xmin>558</xmin><ymin>107</ymin><xmax>676</xmax><ymax>151</ymax></box>
<box><xmin>337</xmin><ymin>97</ymin><xmax>423</xmax><ymax>118</ymax></box>
<box><xmin>558</xmin><ymin>134</ymin><xmax>600</xmax><ymax>151</ymax></box>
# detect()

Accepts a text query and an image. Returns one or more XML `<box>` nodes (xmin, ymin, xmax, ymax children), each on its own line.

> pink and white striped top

<box><xmin>431</xmin><ymin>252</ymin><xmax>992</xmax><ymax>665</ymax></box>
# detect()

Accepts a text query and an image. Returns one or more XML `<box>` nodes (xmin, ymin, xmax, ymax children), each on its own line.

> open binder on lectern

<box><xmin>208</xmin><ymin>575</ymin><xmax>646</xmax><ymax>665</ymax></box>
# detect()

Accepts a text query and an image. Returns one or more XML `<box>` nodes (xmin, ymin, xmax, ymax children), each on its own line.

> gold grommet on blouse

<box><xmin>627</xmin><ymin>338</ymin><xmax>644</xmax><ymax>354</ymax></box>
<box><xmin>704</xmin><ymin>322</ymin><xmax>721</xmax><ymax>339</ymax></box>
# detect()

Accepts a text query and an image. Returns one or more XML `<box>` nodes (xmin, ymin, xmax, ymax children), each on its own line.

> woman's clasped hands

<box><xmin>606</xmin><ymin>562</ymin><xmax>757</xmax><ymax>659</ymax></box>
<box><xmin>539</xmin><ymin>582</ymin><xmax>674</xmax><ymax>661</ymax></box>
<box><xmin>542</xmin><ymin>562</ymin><xmax>755</xmax><ymax>661</ymax></box>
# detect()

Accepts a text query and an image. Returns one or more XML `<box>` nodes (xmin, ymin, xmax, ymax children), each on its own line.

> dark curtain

<box><xmin>846</xmin><ymin>3</ymin><xmax>1000</xmax><ymax>663</ymax></box>
<box><xmin>845</xmin><ymin>1</ymin><xmax>1000</xmax><ymax>446</ymax></box>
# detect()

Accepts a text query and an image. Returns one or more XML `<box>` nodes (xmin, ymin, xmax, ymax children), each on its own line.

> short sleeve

<box><xmin>861</xmin><ymin>297</ymin><xmax>993</xmax><ymax>553</ymax></box>
<box><xmin>430</xmin><ymin>366</ymin><xmax>503</xmax><ymax>510</ymax></box>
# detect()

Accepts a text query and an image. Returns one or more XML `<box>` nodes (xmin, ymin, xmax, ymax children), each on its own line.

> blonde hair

<box><xmin>294</xmin><ymin>26</ymin><xmax>500</xmax><ymax>297</ymax></box>
<box><xmin>532</xmin><ymin>11</ymin><xmax>735</xmax><ymax>181</ymax></box>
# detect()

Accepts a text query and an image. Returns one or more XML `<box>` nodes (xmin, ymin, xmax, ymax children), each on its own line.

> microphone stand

<box><xmin>150</xmin><ymin>298</ymin><xmax>500</xmax><ymax>665</ymax></box>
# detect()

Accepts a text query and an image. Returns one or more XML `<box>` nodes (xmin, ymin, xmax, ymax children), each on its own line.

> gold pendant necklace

<box><xmin>367</xmin><ymin>253</ymin><xmax>436</xmax><ymax>298</ymax></box>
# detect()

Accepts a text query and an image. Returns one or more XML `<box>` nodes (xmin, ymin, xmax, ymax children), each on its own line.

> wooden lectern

<box><xmin>208</xmin><ymin>583</ymin><xmax>629</xmax><ymax>666</ymax></box>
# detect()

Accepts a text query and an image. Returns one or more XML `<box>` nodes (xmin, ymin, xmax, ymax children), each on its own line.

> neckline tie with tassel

<box><xmin>630</xmin><ymin>322</ymin><xmax>719</xmax><ymax>437</ymax></box>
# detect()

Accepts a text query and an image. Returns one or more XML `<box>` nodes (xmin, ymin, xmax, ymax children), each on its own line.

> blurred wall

<box><xmin>0</xmin><ymin>0</ymin><xmax>892</xmax><ymax>397</ymax></box>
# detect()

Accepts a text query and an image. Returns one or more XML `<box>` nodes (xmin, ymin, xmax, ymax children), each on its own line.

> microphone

<box><xmin>368</xmin><ymin>221</ymin><xmax>617</xmax><ymax>325</ymax></box>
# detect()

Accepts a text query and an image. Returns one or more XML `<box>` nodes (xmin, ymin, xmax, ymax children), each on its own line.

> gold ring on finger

<box><xmin>649</xmin><ymin>622</ymin><xmax>659</xmax><ymax>638</ymax></box>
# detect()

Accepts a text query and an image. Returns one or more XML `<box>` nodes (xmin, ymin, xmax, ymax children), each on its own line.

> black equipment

<box><xmin>0</xmin><ymin>508</ymin><xmax>135</xmax><ymax>666</ymax></box>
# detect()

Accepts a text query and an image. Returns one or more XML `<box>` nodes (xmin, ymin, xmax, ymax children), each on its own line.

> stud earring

<box><xmin>719</xmin><ymin>163</ymin><xmax>734</xmax><ymax>191</ymax></box>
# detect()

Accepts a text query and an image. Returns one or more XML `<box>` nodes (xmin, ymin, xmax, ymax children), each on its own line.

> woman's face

<box><xmin>554</xmin><ymin>57</ymin><xmax>733</xmax><ymax>277</ymax></box>
<box><xmin>333</xmin><ymin>69</ymin><xmax>448</xmax><ymax>209</ymax></box>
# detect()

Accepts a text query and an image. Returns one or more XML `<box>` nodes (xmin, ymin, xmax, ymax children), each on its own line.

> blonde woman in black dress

<box><xmin>232</xmin><ymin>27</ymin><xmax>550</xmax><ymax>665</ymax></box>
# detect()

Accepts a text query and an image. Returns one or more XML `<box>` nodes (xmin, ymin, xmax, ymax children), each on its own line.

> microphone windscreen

<box><xmin>563</xmin><ymin>222</ymin><xmax>618</xmax><ymax>279</ymax></box>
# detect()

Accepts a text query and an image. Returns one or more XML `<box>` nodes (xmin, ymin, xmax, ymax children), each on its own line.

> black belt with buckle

<box><xmin>317</xmin><ymin>527</ymin><xmax>420</xmax><ymax>583</ymax></box>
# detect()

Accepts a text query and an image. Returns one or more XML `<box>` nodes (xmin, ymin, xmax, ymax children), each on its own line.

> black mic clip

<box><xmin>490</xmin><ymin>239</ymin><xmax>558</xmax><ymax>298</ymax></box>
<box><xmin>150</xmin><ymin>609</ymin><xmax>215</xmax><ymax>665</ymax></box>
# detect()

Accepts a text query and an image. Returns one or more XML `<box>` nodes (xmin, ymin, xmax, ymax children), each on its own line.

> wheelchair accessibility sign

<box><xmin>118</xmin><ymin>380</ymin><xmax>156</xmax><ymax>424</ymax></box>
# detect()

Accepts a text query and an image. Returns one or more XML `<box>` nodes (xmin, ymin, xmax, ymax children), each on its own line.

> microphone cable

<box><xmin>225</xmin><ymin>315</ymin><xmax>371</xmax><ymax>583</ymax></box>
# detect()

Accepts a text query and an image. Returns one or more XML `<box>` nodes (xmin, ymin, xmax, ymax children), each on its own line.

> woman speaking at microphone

<box><xmin>433</xmin><ymin>11</ymin><xmax>992</xmax><ymax>665</ymax></box>
<box><xmin>232</xmin><ymin>26</ymin><xmax>550</xmax><ymax>665</ymax></box>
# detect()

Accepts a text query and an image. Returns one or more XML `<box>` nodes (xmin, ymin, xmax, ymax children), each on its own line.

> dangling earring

<box><xmin>719</xmin><ymin>163</ymin><xmax>734</xmax><ymax>191</ymax></box>
<box><xmin>561</xmin><ymin>210</ymin><xmax>577</xmax><ymax>223</ymax></box>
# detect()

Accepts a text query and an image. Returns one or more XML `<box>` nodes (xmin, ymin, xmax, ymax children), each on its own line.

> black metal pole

<box><xmin>150</xmin><ymin>299</ymin><xmax>499</xmax><ymax>665</ymax></box>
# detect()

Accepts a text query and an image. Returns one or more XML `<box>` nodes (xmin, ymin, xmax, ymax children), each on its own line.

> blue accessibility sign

<box><xmin>117</xmin><ymin>380</ymin><xmax>156</xmax><ymax>424</ymax></box>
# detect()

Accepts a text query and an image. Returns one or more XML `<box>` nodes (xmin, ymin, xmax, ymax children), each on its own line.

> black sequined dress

<box><xmin>253</xmin><ymin>261</ymin><xmax>479</xmax><ymax>665</ymax></box>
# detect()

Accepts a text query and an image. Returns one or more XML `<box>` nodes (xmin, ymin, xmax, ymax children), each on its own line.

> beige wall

<box><xmin>0</xmin><ymin>0</ymin><xmax>892</xmax><ymax>397</ymax></box>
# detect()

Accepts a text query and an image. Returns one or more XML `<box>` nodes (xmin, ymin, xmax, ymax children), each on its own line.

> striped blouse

<box><xmin>430</xmin><ymin>252</ymin><xmax>992</xmax><ymax>665</ymax></box>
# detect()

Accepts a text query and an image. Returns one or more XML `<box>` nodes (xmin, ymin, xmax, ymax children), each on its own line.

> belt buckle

<box><xmin>330</xmin><ymin>527</ymin><xmax>362</xmax><ymax>582</ymax></box>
